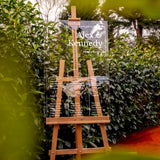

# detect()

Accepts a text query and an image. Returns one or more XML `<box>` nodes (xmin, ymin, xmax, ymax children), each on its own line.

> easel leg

<box><xmin>87</xmin><ymin>60</ymin><xmax>109</xmax><ymax>148</ymax></box>
<box><xmin>50</xmin><ymin>60</ymin><xmax>65</xmax><ymax>160</ymax></box>
<box><xmin>100</xmin><ymin>124</ymin><xmax>109</xmax><ymax>148</ymax></box>
<box><xmin>75</xmin><ymin>124</ymin><xmax>82</xmax><ymax>160</ymax></box>
<box><xmin>74</xmin><ymin>82</ymin><xmax>83</xmax><ymax>160</ymax></box>
<box><xmin>50</xmin><ymin>125</ymin><xmax>59</xmax><ymax>160</ymax></box>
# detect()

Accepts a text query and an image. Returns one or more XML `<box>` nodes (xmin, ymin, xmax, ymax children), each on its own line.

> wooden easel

<box><xmin>46</xmin><ymin>6</ymin><xmax>110</xmax><ymax>160</ymax></box>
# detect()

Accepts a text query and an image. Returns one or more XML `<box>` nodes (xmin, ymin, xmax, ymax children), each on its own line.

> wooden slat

<box><xmin>82</xmin><ymin>147</ymin><xmax>109</xmax><ymax>154</ymax></box>
<box><xmin>49</xmin><ymin>149</ymin><xmax>77</xmax><ymax>155</ymax></box>
<box><xmin>50</xmin><ymin>125</ymin><xmax>59</xmax><ymax>160</ymax></box>
<box><xmin>87</xmin><ymin>60</ymin><xmax>110</xmax><ymax>149</ymax></box>
<box><xmin>72</xmin><ymin>28</ymin><xmax>79</xmax><ymax>76</ymax></box>
<box><xmin>56</xmin><ymin>77</ymin><xmax>90</xmax><ymax>82</ymax></box>
<box><xmin>57</xmin><ymin>149</ymin><xmax>77</xmax><ymax>155</ymax></box>
<box><xmin>46</xmin><ymin>116</ymin><xmax>110</xmax><ymax>125</ymax></box>
<box><xmin>71</xmin><ymin>6</ymin><xmax>76</xmax><ymax>18</ymax></box>
<box><xmin>74</xmin><ymin>82</ymin><xmax>83</xmax><ymax>160</ymax></box>
<box><xmin>50</xmin><ymin>60</ymin><xmax>65</xmax><ymax>160</ymax></box>
<box><xmin>70</xmin><ymin>6</ymin><xmax>83</xmax><ymax>160</ymax></box>
<box><xmin>49</xmin><ymin>147</ymin><xmax>111</xmax><ymax>155</ymax></box>
<box><xmin>68</xmin><ymin>18</ymin><xmax>81</xmax><ymax>21</ymax></box>
<box><xmin>54</xmin><ymin>60</ymin><xmax>65</xmax><ymax>117</ymax></box>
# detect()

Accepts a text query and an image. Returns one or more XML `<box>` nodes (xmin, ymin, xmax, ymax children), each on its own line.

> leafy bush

<box><xmin>107</xmin><ymin>34</ymin><xmax>160</xmax><ymax>143</ymax></box>
<box><xmin>0</xmin><ymin>0</ymin><xmax>58</xmax><ymax>159</ymax></box>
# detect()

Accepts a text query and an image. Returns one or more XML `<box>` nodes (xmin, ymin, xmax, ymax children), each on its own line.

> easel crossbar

<box><xmin>46</xmin><ymin>116</ymin><xmax>110</xmax><ymax>125</ymax></box>
<box><xmin>68</xmin><ymin>18</ymin><xmax>81</xmax><ymax>21</ymax></box>
<box><xmin>49</xmin><ymin>147</ymin><xmax>111</xmax><ymax>155</ymax></box>
<box><xmin>56</xmin><ymin>77</ymin><xmax>91</xmax><ymax>82</ymax></box>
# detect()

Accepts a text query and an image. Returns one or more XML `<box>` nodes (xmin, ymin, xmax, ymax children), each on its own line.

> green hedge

<box><xmin>107</xmin><ymin>34</ymin><xmax>160</xmax><ymax>143</ymax></box>
<box><xmin>0</xmin><ymin>0</ymin><xmax>58</xmax><ymax>159</ymax></box>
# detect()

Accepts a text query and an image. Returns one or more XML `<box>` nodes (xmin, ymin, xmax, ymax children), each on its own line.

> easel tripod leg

<box><xmin>87</xmin><ymin>60</ymin><xmax>109</xmax><ymax>148</ymax></box>
<box><xmin>50</xmin><ymin>125</ymin><xmax>59</xmax><ymax>160</ymax></box>
<box><xmin>74</xmin><ymin>83</ymin><xmax>83</xmax><ymax>160</ymax></box>
<box><xmin>50</xmin><ymin>60</ymin><xmax>65</xmax><ymax>160</ymax></box>
<box><xmin>75</xmin><ymin>124</ymin><xmax>82</xmax><ymax>160</ymax></box>
<box><xmin>100</xmin><ymin>124</ymin><xmax>109</xmax><ymax>148</ymax></box>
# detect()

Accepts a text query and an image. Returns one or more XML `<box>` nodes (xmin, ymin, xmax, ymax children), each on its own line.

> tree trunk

<box><xmin>133</xmin><ymin>19</ymin><xmax>143</xmax><ymax>45</ymax></box>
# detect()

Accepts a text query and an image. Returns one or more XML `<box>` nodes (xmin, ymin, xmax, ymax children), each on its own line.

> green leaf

<box><xmin>3</xmin><ymin>8</ymin><xmax>9</xmax><ymax>13</ymax></box>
